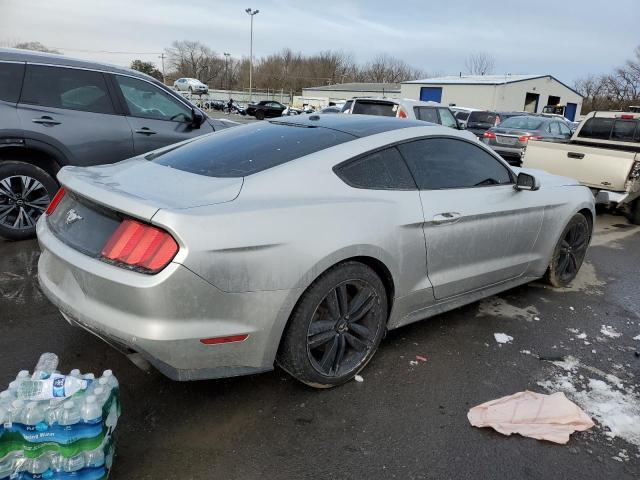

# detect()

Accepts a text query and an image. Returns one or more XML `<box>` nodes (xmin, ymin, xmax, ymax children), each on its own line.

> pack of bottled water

<box><xmin>0</xmin><ymin>354</ymin><xmax>120</xmax><ymax>479</ymax></box>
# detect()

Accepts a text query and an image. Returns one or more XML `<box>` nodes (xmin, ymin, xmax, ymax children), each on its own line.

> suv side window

<box><xmin>398</xmin><ymin>138</ymin><xmax>513</xmax><ymax>189</ymax></box>
<box><xmin>611</xmin><ymin>120</ymin><xmax>638</xmax><ymax>142</ymax></box>
<box><xmin>438</xmin><ymin>108</ymin><xmax>458</xmax><ymax>128</ymax></box>
<box><xmin>0</xmin><ymin>62</ymin><xmax>25</xmax><ymax>103</ymax></box>
<box><xmin>413</xmin><ymin>107</ymin><xmax>439</xmax><ymax>124</ymax></box>
<box><xmin>21</xmin><ymin>65</ymin><xmax>114</xmax><ymax>114</ymax></box>
<box><xmin>335</xmin><ymin>147</ymin><xmax>416</xmax><ymax>190</ymax></box>
<box><xmin>115</xmin><ymin>75</ymin><xmax>192</xmax><ymax>122</ymax></box>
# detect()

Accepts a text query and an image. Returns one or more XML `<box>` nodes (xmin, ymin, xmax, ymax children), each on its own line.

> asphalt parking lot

<box><xmin>1</xmin><ymin>213</ymin><xmax>639</xmax><ymax>479</ymax></box>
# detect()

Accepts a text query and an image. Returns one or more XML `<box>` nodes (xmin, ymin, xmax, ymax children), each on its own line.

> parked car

<box><xmin>451</xmin><ymin>108</ymin><xmax>500</xmax><ymax>137</ymax></box>
<box><xmin>173</xmin><ymin>78</ymin><xmax>208</xmax><ymax>94</ymax></box>
<box><xmin>319</xmin><ymin>106</ymin><xmax>342</xmax><ymax>114</ymax></box>
<box><xmin>246</xmin><ymin>101</ymin><xmax>287</xmax><ymax>120</ymax></box>
<box><xmin>523</xmin><ymin>111</ymin><xmax>640</xmax><ymax>223</ymax></box>
<box><xmin>341</xmin><ymin>98</ymin><xmax>476</xmax><ymax>140</ymax></box>
<box><xmin>0</xmin><ymin>48</ymin><xmax>235</xmax><ymax>240</ymax></box>
<box><xmin>37</xmin><ymin>114</ymin><xmax>594</xmax><ymax>388</ymax></box>
<box><xmin>482</xmin><ymin>115</ymin><xmax>573</xmax><ymax>166</ymax></box>
<box><xmin>497</xmin><ymin>111</ymin><xmax>529</xmax><ymax>122</ymax></box>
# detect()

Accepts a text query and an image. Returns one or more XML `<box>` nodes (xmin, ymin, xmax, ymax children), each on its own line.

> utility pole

<box><xmin>224</xmin><ymin>52</ymin><xmax>231</xmax><ymax>94</ymax></box>
<box><xmin>158</xmin><ymin>53</ymin><xmax>166</xmax><ymax>84</ymax></box>
<box><xmin>245</xmin><ymin>8</ymin><xmax>259</xmax><ymax>102</ymax></box>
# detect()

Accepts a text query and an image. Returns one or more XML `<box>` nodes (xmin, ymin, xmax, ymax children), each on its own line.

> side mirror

<box><xmin>190</xmin><ymin>108</ymin><xmax>204</xmax><ymax>129</ymax></box>
<box><xmin>514</xmin><ymin>172</ymin><xmax>540</xmax><ymax>191</ymax></box>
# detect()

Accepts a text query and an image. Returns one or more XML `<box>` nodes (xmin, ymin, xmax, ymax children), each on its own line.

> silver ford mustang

<box><xmin>37</xmin><ymin>115</ymin><xmax>595</xmax><ymax>388</ymax></box>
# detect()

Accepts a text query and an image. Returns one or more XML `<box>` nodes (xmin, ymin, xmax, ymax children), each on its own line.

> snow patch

<box><xmin>600</xmin><ymin>325</ymin><xmax>622</xmax><ymax>338</ymax></box>
<box><xmin>493</xmin><ymin>333</ymin><xmax>513</xmax><ymax>344</ymax></box>
<box><xmin>633</xmin><ymin>335</ymin><xmax>640</xmax><ymax>341</ymax></box>
<box><xmin>476</xmin><ymin>297</ymin><xmax>539</xmax><ymax>321</ymax></box>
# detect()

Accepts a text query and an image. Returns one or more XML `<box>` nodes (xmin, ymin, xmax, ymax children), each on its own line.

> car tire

<box><xmin>544</xmin><ymin>213</ymin><xmax>591</xmax><ymax>287</ymax></box>
<box><xmin>188</xmin><ymin>86</ymin><xmax>193</xmax><ymax>93</ymax></box>
<box><xmin>255</xmin><ymin>110</ymin><xmax>265</xmax><ymax>120</ymax></box>
<box><xmin>277</xmin><ymin>261</ymin><xmax>388</xmax><ymax>388</ymax></box>
<box><xmin>0</xmin><ymin>161</ymin><xmax>58</xmax><ymax>241</ymax></box>
<box><xmin>628</xmin><ymin>199</ymin><xmax>640</xmax><ymax>225</ymax></box>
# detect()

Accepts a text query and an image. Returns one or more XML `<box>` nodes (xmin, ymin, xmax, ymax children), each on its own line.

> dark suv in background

<box><xmin>0</xmin><ymin>48</ymin><xmax>234</xmax><ymax>240</ymax></box>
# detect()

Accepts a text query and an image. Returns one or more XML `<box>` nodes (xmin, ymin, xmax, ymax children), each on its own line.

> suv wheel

<box><xmin>0</xmin><ymin>161</ymin><xmax>58</xmax><ymax>241</ymax></box>
<box><xmin>277</xmin><ymin>261</ymin><xmax>388</xmax><ymax>388</ymax></box>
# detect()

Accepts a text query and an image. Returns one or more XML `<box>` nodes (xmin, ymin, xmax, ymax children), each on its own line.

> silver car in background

<box><xmin>173</xmin><ymin>77</ymin><xmax>208</xmax><ymax>94</ymax></box>
<box><xmin>37</xmin><ymin>115</ymin><xmax>595</xmax><ymax>388</ymax></box>
<box><xmin>483</xmin><ymin>115</ymin><xmax>573</xmax><ymax>166</ymax></box>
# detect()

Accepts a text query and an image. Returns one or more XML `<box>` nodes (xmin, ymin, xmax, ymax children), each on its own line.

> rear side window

<box><xmin>398</xmin><ymin>138</ymin><xmax>512</xmax><ymax>189</ymax></box>
<box><xmin>21</xmin><ymin>65</ymin><xmax>114</xmax><ymax>114</ymax></box>
<box><xmin>611</xmin><ymin>120</ymin><xmax>637</xmax><ymax>142</ymax></box>
<box><xmin>341</xmin><ymin>100</ymin><xmax>353</xmax><ymax>113</ymax></box>
<box><xmin>352</xmin><ymin>101</ymin><xmax>396</xmax><ymax>117</ymax></box>
<box><xmin>151</xmin><ymin>121</ymin><xmax>355</xmax><ymax>177</ymax></box>
<box><xmin>454</xmin><ymin>111</ymin><xmax>470</xmax><ymax>121</ymax></box>
<box><xmin>578</xmin><ymin>118</ymin><xmax>614</xmax><ymax>140</ymax></box>
<box><xmin>413</xmin><ymin>107</ymin><xmax>439</xmax><ymax>123</ymax></box>
<box><xmin>438</xmin><ymin>108</ymin><xmax>458</xmax><ymax>128</ymax></box>
<box><xmin>0</xmin><ymin>62</ymin><xmax>25</xmax><ymax>103</ymax></box>
<box><xmin>335</xmin><ymin>147</ymin><xmax>416</xmax><ymax>190</ymax></box>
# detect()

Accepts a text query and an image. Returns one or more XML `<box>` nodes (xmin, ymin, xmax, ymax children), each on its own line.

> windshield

<box><xmin>149</xmin><ymin>121</ymin><xmax>356</xmax><ymax>177</ymax></box>
<box><xmin>499</xmin><ymin>116</ymin><xmax>544</xmax><ymax>130</ymax></box>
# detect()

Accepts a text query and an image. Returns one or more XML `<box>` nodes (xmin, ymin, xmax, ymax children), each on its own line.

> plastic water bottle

<box><xmin>62</xmin><ymin>453</ymin><xmax>86</xmax><ymax>472</ymax></box>
<box><xmin>81</xmin><ymin>395</ymin><xmax>102</xmax><ymax>424</ymax></box>
<box><xmin>0</xmin><ymin>452</ymin><xmax>23</xmax><ymax>479</ymax></box>
<box><xmin>84</xmin><ymin>445</ymin><xmax>106</xmax><ymax>468</ymax></box>
<box><xmin>7</xmin><ymin>380</ymin><xmax>20</xmax><ymax>394</ymax></box>
<box><xmin>69</xmin><ymin>369</ymin><xmax>82</xmax><ymax>378</ymax></box>
<box><xmin>102</xmin><ymin>370</ymin><xmax>118</xmax><ymax>390</ymax></box>
<box><xmin>0</xmin><ymin>390</ymin><xmax>14</xmax><ymax>407</ymax></box>
<box><xmin>15</xmin><ymin>370</ymin><xmax>30</xmax><ymax>382</ymax></box>
<box><xmin>0</xmin><ymin>405</ymin><xmax>8</xmax><ymax>425</ymax></box>
<box><xmin>58</xmin><ymin>400</ymin><xmax>81</xmax><ymax>426</ymax></box>
<box><xmin>18</xmin><ymin>374</ymin><xmax>88</xmax><ymax>401</ymax></box>
<box><xmin>22</xmin><ymin>456</ymin><xmax>49</xmax><ymax>475</ymax></box>
<box><xmin>45</xmin><ymin>399</ymin><xmax>63</xmax><ymax>425</ymax></box>
<box><xmin>32</xmin><ymin>353</ymin><xmax>59</xmax><ymax>380</ymax></box>
<box><xmin>21</xmin><ymin>401</ymin><xmax>45</xmax><ymax>426</ymax></box>
<box><xmin>10</xmin><ymin>399</ymin><xmax>25</xmax><ymax>423</ymax></box>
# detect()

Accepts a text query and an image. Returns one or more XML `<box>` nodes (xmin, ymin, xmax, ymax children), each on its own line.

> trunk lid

<box><xmin>58</xmin><ymin>158</ymin><xmax>244</xmax><ymax>221</ymax></box>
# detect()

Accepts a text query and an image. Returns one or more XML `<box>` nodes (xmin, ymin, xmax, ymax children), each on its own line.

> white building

<box><xmin>301</xmin><ymin>82</ymin><xmax>401</xmax><ymax>105</ymax></box>
<box><xmin>401</xmin><ymin>75</ymin><xmax>583</xmax><ymax>120</ymax></box>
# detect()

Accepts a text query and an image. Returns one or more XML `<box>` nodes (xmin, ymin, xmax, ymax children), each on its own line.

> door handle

<box><xmin>32</xmin><ymin>116</ymin><xmax>60</xmax><ymax>126</ymax></box>
<box><xmin>432</xmin><ymin>212</ymin><xmax>461</xmax><ymax>225</ymax></box>
<box><xmin>135</xmin><ymin>128</ymin><xmax>157</xmax><ymax>135</ymax></box>
<box><xmin>567</xmin><ymin>152</ymin><xmax>584</xmax><ymax>159</ymax></box>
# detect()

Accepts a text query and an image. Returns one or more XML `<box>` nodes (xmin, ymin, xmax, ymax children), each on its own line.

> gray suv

<box><xmin>0</xmin><ymin>48</ymin><xmax>235</xmax><ymax>240</ymax></box>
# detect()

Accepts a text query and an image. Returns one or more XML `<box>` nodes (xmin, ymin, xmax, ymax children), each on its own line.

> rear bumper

<box><xmin>36</xmin><ymin>217</ymin><xmax>298</xmax><ymax>381</ymax></box>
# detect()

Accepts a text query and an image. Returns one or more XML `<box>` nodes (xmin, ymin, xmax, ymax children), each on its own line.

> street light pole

<box><xmin>245</xmin><ymin>8</ymin><xmax>259</xmax><ymax>102</ymax></box>
<box><xmin>224</xmin><ymin>52</ymin><xmax>231</xmax><ymax>94</ymax></box>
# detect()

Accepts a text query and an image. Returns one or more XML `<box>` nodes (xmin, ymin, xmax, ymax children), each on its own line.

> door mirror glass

<box><xmin>515</xmin><ymin>172</ymin><xmax>540</xmax><ymax>191</ymax></box>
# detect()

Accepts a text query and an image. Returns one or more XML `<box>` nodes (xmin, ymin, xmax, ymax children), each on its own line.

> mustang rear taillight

<box><xmin>46</xmin><ymin>188</ymin><xmax>66</xmax><ymax>215</ymax></box>
<box><xmin>100</xmin><ymin>219</ymin><xmax>178</xmax><ymax>273</ymax></box>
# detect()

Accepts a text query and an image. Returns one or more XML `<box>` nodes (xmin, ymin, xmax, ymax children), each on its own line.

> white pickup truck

<box><xmin>523</xmin><ymin>111</ymin><xmax>640</xmax><ymax>224</ymax></box>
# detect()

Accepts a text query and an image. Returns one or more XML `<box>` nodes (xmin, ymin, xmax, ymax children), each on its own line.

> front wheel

<box><xmin>277</xmin><ymin>262</ymin><xmax>388</xmax><ymax>388</ymax></box>
<box><xmin>0</xmin><ymin>161</ymin><xmax>58</xmax><ymax>241</ymax></box>
<box><xmin>628</xmin><ymin>198</ymin><xmax>640</xmax><ymax>225</ymax></box>
<box><xmin>255</xmin><ymin>110</ymin><xmax>265</xmax><ymax>120</ymax></box>
<box><xmin>545</xmin><ymin>213</ymin><xmax>591</xmax><ymax>287</ymax></box>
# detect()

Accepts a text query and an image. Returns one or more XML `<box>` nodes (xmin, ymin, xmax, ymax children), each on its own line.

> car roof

<box><xmin>0</xmin><ymin>47</ymin><xmax>157</xmax><ymax>82</ymax></box>
<box><xmin>352</xmin><ymin>97</ymin><xmax>449</xmax><ymax>109</ymax></box>
<box><xmin>270</xmin><ymin>114</ymin><xmax>429</xmax><ymax>137</ymax></box>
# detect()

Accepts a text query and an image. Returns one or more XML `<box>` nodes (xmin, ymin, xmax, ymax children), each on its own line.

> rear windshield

<box><xmin>578</xmin><ymin>117</ymin><xmax>639</xmax><ymax>142</ymax></box>
<box><xmin>352</xmin><ymin>101</ymin><xmax>396</xmax><ymax>117</ymax></box>
<box><xmin>468</xmin><ymin>111</ymin><xmax>497</xmax><ymax>125</ymax></box>
<box><xmin>454</xmin><ymin>111</ymin><xmax>470</xmax><ymax>121</ymax></box>
<box><xmin>498</xmin><ymin>116</ymin><xmax>543</xmax><ymax>130</ymax></box>
<box><xmin>149</xmin><ymin>121</ymin><xmax>356</xmax><ymax>177</ymax></box>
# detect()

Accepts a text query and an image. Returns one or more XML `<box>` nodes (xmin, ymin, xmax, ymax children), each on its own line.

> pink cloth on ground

<box><xmin>467</xmin><ymin>390</ymin><xmax>594</xmax><ymax>444</ymax></box>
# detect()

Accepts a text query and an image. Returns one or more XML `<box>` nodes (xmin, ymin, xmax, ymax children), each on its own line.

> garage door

<box><xmin>420</xmin><ymin>87</ymin><xmax>442</xmax><ymax>103</ymax></box>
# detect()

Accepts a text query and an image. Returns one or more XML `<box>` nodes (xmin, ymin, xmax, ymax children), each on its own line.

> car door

<box><xmin>267</xmin><ymin>102</ymin><xmax>285</xmax><ymax>117</ymax></box>
<box><xmin>112</xmin><ymin>74</ymin><xmax>213</xmax><ymax>154</ymax></box>
<box><xmin>397</xmin><ymin>137</ymin><xmax>545</xmax><ymax>299</ymax></box>
<box><xmin>16</xmin><ymin>64</ymin><xmax>134</xmax><ymax>166</ymax></box>
<box><xmin>437</xmin><ymin>108</ymin><xmax>459</xmax><ymax>130</ymax></box>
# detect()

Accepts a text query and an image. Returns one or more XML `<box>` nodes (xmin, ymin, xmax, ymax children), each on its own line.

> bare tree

<box><xmin>13</xmin><ymin>41</ymin><xmax>61</xmax><ymax>54</ymax></box>
<box><xmin>165</xmin><ymin>40</ymin><xmax>224</xmax><ymax>85</ymax></box>
<box><xmin>464</xmin><ymin>52</ymin><xmax>496</xmax><ymax>76</ymax></box>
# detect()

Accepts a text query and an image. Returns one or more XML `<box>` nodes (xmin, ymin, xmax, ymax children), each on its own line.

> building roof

<box><xmin>402</xmin><ymin>74</ymin><xmax>582</xmax><ymax>98</ymax></box>
<box><xmin>303</xmin><ymin>82</ymin><xmax>401</xmax><ymax>93</ymax></box>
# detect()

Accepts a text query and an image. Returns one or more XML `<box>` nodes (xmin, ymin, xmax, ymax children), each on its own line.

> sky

<box><xmin>1</xmin><ymin>0</ymin><xmax>638</xmax><ymax>85</ymax></box>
